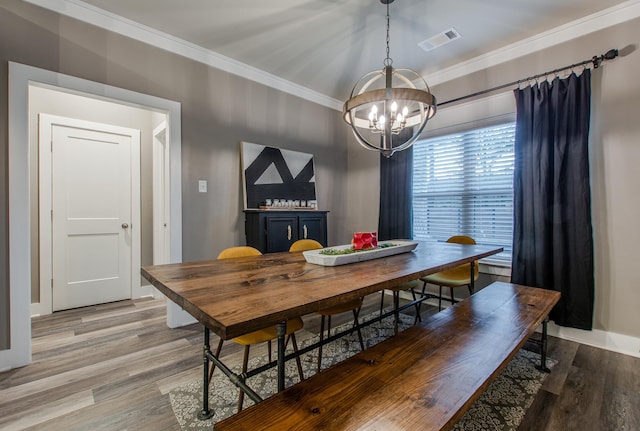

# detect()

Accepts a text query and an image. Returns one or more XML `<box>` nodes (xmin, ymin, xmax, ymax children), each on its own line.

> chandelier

<box><xmin>343</xmin><ymin>0</ymin><xmax>437</xmax><ymax>158</ymax></box>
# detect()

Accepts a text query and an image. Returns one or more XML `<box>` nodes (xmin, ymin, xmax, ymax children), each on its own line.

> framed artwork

<box><xmin>240</xmin><ymin>141</ymin><xmax>317</xmax><ymax>210</ymax></box>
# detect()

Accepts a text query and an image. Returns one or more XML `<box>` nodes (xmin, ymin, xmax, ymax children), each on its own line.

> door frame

<box><xmin>4</xmin><ymin>62</ymin><xmax>184</xmax><ymax>370</ymax></box>
<box><xmin>153</xmin><ymin>120</ymin><xmax>170</xmax><ymax>266</ymax></box>
<box><xmin>38</xmin><ymin>114</ymin><xmax>141</xmax><ymax>314</ymax></box>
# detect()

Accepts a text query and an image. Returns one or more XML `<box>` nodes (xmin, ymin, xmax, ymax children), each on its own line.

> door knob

<box><xmin>122</xmin><ymin>223</ymin><xmax>129</xmax><ymax>229</ymax></box>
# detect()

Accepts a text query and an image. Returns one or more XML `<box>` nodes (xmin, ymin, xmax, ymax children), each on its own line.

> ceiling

<box><xmin>50</xmin><ymin>0</ymin><xmax>635</xmax><ymax>104</ymax></box>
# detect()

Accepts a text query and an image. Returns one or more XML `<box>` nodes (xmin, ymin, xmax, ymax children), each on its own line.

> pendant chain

<box><xmin>384</xmin><ymin>1</ymin><xmax>392</xmax><ymax>67</ymax></box>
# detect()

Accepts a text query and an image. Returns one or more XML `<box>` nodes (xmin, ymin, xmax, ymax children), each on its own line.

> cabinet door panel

<box><xmin>266</xmin><ymin>216</ymin><xmax>297</xmax><ymax>252</ymax></box>
<box><xmin>298</xmin><ymin>215</ymin><xmax>326</xmax><ymax>246</ymax></box>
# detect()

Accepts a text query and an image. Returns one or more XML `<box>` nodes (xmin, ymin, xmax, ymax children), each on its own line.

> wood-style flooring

<box><xmin>0</xmin><ymin>295</ymin><xmax>638</xmax><ymax>431</ymax></box>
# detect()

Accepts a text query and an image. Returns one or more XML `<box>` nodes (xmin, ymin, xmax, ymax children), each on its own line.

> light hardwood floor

<box><xmin>0</xmin><ymin>295</ymin><xmax>638</xmax><ymax>430</ymax></box>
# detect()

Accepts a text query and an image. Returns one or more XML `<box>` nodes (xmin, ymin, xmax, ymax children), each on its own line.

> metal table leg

<box><xmin>470</xmin><ymin>260</ymin><xmax>475</xmax><ymax>293</ymax></box>
<box><xmin>198</xmin><ymin>327</ymin><xmax>214</xmax><ymax>420</ymax></box>
<box><xmin>537</xmin><ymin>318</ymin><xmax>551</xmax><ymax>373</ymax></box>
<box><xmin>276</xmin><ymin>321</ymin><xmax>286</xmax><ymax>391</ymax></box>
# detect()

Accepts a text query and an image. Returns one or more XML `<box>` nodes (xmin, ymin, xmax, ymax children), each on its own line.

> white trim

<box><xmin>547</xmin><ymin>323</ymin><xmax>640</xmax><ymax>359</ymax></box>
<box><xmin>133</xmin><ymin>284</ymin><xmax>156</xmax><ymax>299</ymax></box>
<box><xmin>2</xmin><ymin>66</ymin><xmax>33</xmax><ymax>369</ymax></box>
<box><xmin>478</xmin><ymin>262</ymin><xmax>511</xmax><ymax>278</ymax></box>
<box><xmin>130</xmin><ymin>127</ymin><xmax>142</xmax><ymax>302</ymax></box>
<box><xmin>427</xmin><ymin>0</ymin><xmax>640</xmax><ymax>86</ymax></box>
<box><xmin>20</xmin><ymin>0</ymin><xmax>343</xmax><ymax>111</ymax></box>
<box><xmin>33</xmin><ymin>114</ymin><xmax>53</xmax><ymax>317</ymax></box>
<box><xmin>397</xmin><ymin>289</ymin><xmax>640</xmax><ymax>359</ymax></box>
<box><xmin>20</xmin><ymin>0</ymin><xmax>640</xmax><ymax>110</ymax></box>
<box><xmin>152</xmin><ymin>121</ymin><xmax>170</xmax><ymax>266</ymax></box>
<box><xmin>5</xmin><ymin>62</ymin><xmax>186</xmax><ymax>370</ymax></box>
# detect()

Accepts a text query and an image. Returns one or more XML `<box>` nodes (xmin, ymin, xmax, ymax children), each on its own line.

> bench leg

<box><xmin>536</xmin><ymin>318</ymin><xmax>551</xmax><ymax>373</ymax></box>
<box><xmin>198</xmin><ymin>327</ymin><xmax>214</xmax><ymax>420</ymax></box>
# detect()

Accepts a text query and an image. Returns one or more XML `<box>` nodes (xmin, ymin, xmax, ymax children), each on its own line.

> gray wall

<box><xmin>0</xmin><ymin>0</ymin><xmax>351</xmax><ymax>351</ymax></box>
<box><xmin>347</xmin><ymin>18</ymin><xmax>640</xmax><ymax>339</ymax></box>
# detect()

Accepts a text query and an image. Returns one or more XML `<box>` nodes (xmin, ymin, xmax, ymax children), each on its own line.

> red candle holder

<box><xmin>353</xmin><ymin>232</ymin><xmax>378</xmax><ymax>250</ymax></box>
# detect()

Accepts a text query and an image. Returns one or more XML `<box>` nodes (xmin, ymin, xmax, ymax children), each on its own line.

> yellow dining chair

<box><xmin>421</xmin><ymin>235</ymin><xmax>480</xmax><ymax>311</ymax></box>
<box><xmin>290</xmin><ymin>239</ymin><xmax>365</xmax><ymax>372</ymax></box>
<box><xmin>210</xmin><ymin>245</ymin><xmax>305</xmax><ymax>412</ymax></box>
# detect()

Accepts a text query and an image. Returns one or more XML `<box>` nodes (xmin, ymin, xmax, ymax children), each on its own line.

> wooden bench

<box><xmin>214</xmin><ymin>282</ymin><xmax>561</xmax><ymax>431</ymax></box>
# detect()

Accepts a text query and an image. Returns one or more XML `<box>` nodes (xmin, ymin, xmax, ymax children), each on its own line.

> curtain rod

<box><xmin>438</xmin><ymin>48</ymin><xmax>619</xmax><ymax>107</ymax></box>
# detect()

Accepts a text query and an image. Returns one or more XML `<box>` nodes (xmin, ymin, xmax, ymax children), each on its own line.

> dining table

<box><xmin>141</xmin><ymin>241</ymin><xmax>503</xmax><ymax>419</ymax></box>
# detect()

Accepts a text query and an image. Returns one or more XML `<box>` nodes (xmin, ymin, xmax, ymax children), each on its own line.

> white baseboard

<box><xmin>392</xmin><ymin>289</ymin><xmax>640</xmax><ymax>359</ymax></box>
<box><xmin>547</xmin><ymin>323</ymin><xmax>640</xmax><ymax>359</ymax></box>
<box><xmin>133</xmin><ymin>284</ymin><xmax>157</xmax><ymax>299</ymax></box>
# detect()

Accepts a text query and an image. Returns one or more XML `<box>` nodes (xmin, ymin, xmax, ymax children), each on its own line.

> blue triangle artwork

<box><xmin>241</xmin><ymin>141</ymin><xmax>317</xmax><ymax>209</ymax></box>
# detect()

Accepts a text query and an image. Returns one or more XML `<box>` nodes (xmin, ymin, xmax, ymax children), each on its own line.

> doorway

<box><xmin>4</xmin><ymin>62</ymin><xmax>184</xmax><ymax>369</ymax></box>
<box><xmin>30</xmin><ymin>86</ymin><xmax>159</xmax><ymax>315</ymax></box>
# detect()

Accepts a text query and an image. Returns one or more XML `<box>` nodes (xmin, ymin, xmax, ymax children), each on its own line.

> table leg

<box><xmin>470</xmin><ymin>260</ymin><xmax>476</xmax><ymax>293</ymax></box>
<box><xmin>537</xmin><ymin>318</ymin><xmax>551</xmax><ymax>373</ymax></box>
<box><xmin>276</xmin><ymin>321</ymin><xmax>286</xmax><ymax>392</ymax></box>
<box><xmin>198</xmin><ymin>327</ymin><xmax>214</xmax><ymax>420</ymax></box>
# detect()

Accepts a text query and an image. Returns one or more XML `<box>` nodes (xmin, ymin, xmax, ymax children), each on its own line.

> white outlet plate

<box><xmin>198</xmin><ymin>180</ymin><xmax>207</xmax><ymax>193</ymax></box>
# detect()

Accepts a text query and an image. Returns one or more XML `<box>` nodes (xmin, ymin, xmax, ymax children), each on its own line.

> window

<box><xmin>412</xmin><ymin>123</ymin><xmax>515</xmax><ymax>263</ymax></box>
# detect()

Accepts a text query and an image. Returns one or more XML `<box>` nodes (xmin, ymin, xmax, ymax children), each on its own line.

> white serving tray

<box><xmin>302</xmin><ymin>240</ymin><xmax>418</xmax><ymax>266</ymax></box>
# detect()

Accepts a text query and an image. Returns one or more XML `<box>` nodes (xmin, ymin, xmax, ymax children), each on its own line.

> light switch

<box><xmin>198</xmin><ymin>180</ymin><xmax>207</xmax><ymax>193</ymax></box>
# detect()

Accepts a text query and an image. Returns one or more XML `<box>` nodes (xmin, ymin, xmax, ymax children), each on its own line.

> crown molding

<box><xmin>20</xmin><ymin>0</ymin><xmax>344</xmax><ymax>111</ymax></box>
<box><xmin>426</xmin><ymin>0</ymin><xmax>640</xmax><ymax>86</ymax></box>
<box><xmin>20</xmin><ymin>0</ymin><xmax>640</xmax><ymax>111</ymax></box>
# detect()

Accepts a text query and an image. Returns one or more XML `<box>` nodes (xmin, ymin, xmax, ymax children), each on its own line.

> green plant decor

<box><xmin>319</xmin><ymin>243</ymin><xmax>397</xmax><ymax>256</ymax></box>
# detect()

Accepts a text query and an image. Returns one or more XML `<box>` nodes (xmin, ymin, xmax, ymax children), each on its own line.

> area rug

<box><xmin>169</xmin><ymin>312</ymin><xmax>555</xmax><ymax>430</ymax></box>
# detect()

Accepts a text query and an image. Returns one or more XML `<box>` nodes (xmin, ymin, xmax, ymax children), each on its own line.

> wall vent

<box><xmin>418</xmin><ymin>28</ymin><xmax>461</xmax><ymax>52</ymax></box>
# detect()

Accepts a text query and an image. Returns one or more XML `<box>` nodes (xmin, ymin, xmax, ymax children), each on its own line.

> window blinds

<box><xmin>412</xmin><ymin>123</ymin><xmax>515</xmax><ymax>263</ymax></box>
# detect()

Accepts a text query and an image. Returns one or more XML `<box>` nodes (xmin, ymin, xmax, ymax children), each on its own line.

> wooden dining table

<box><xmin>141</xmin><ymin>241</ymin><xmax>503</xmax><ymax>419</ymax></box>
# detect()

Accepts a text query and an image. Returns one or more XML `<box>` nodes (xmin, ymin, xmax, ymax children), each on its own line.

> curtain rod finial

<box><xmin>594</xmin><ymin>48</ymin><xmax>619</xmax><ymax>68</ymax></box>
<box><xmin>603</xmin><ymin>49</ymin><xmax>619</xmax><ymax>60</ymax></box>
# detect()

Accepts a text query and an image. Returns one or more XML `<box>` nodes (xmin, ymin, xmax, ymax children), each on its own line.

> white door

<box><xmin>43</xmin><ymin>115</ymin><xmax>140</xmax><ymax>311</ymax></box>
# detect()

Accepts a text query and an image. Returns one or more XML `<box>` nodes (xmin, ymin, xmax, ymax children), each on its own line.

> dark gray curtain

<box><xmin>511</xmin><ymin>70</ymin><xmax>594</xmax><ymax>330</ymax></box>
<box><xmin>378</xmin><ymin>130</ymin><xmax>413</xmax><ymax>241</ymax></box>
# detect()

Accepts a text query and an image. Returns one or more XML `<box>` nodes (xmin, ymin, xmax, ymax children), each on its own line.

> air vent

<box><xmin>418</xmin><ymin>28</ymin><xmax>461</xmax><ymax>52</ymax></box>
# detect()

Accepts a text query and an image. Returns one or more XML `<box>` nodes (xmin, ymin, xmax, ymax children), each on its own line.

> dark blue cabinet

<box><xmin>245</xmin><ymin>210</ymin><xmax>328</xmax><ymax>253</ymax></box>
